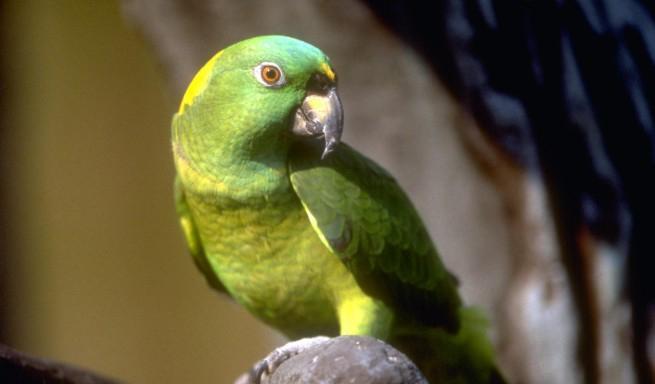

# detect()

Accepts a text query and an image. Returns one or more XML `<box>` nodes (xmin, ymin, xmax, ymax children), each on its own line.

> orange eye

<box><xmin>254</xmin><ymin>62</ymin><xmax>286</xmax><ymax>87</ymax></box>
<box><xmin>261</xmin><ymin>65</ymin><xmax>281</xmax><ymax>84</ymax></box>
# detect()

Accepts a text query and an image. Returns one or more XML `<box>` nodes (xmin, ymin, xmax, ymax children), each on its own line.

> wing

<box><xmin>289</xmin><ymin>141</ymin><xmax>462</xmax><ymax>332</ymax></box>
<box><xmin>175</xmin><ymin>176</ymin><xmax>228</xmax><ymax>293</ymax></box>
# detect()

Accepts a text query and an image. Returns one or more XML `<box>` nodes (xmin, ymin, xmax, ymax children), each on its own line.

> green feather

<box><xmin>171</xmin><ymin>35</ymin><xmax>505</xmax><ymax>383</ymax></box>
<box><xmin>289</xmin><ymin>140</ymin><xmax>462</xmax><ymax>332</ymax></box>
<box><xmin>174</xmin><ymin>176</ymin><xmax>228</xmax><ymax>293</ymax></box>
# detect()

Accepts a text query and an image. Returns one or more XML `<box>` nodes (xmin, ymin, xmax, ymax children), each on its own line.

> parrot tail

<box><xmin>391</xmin><ymin>306</ymin><xmax>506</xmax><ymax>384</ymax></box>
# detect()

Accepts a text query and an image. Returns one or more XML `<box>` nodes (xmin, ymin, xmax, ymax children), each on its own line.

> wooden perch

<box><xmin>0</xmin><ymin>343</ymin><xmax>120</xmax><ymax>384</ymax></box>
<box><xmin>1</xmin><ymin>338</ymin><xmax>426</xmax><ymax>384</ymax></box>
<box><xmin>236</xmin><ymin>336</ymin><xmax>428</xmax><ymax>384</ymax></box>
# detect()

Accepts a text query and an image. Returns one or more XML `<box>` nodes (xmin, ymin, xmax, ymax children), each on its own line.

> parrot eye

<box><xmin>254</xmin><ymin>62</ymin><xmax>286</xmax><ymax>88</ymax></box>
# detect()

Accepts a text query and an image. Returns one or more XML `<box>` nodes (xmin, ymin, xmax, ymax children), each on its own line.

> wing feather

<box><xmin>289</xmin><ymin>142</ymin><xmax>462</xmax><ymax>331</ymax></box>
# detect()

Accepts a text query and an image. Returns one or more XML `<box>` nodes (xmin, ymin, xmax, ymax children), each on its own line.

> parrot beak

<box><xmin>292</xmin><ymin>87</ymin><xmax>343</xmax><ymax>159</ymax></box>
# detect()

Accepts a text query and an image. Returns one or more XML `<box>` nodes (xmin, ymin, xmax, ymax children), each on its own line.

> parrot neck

<box><xmin>173</xmin><ymin>114</ymin><xmax>291</xmax><ymax>202</ymax></box>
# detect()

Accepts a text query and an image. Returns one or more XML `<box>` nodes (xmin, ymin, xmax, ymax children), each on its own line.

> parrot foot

<box><xmin>246</xmin><ymin>336</ymin><xmax>330</xmax><ymax>384</ymax></box>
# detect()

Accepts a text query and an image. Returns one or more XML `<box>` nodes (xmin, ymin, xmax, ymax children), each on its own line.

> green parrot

<box><xmin>172</xmin><ymin>35</ymin><xmax>504</xmax><ymax>383</ymax></box>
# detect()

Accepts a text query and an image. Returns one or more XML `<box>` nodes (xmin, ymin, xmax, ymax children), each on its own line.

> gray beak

<box><xmin>292</xmin><ymin>88</ymin><xmax>343</xmax><ymax>159</ymax></box>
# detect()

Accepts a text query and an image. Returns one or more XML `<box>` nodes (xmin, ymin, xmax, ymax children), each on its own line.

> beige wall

<box><xmin>2</xmin><ymin>1</ymin><xmax>277</xmax><ymax>383</ymax></box>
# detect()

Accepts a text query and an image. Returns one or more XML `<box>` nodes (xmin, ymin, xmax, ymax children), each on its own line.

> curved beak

<box><xmin>292</xmin><ymin>88</ymin><xmax>343</xmax><ymax>159</ymax></box>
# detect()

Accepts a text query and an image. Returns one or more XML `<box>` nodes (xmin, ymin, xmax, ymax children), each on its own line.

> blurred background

<box><xmin>1</xmin><ymin>1</ymin><xmax>653</xmax><ymax>383</ymax></box>
<box><xmin>0</xmin><ymin>1</ymin><xmax>274</xmax><ymax>382</ymax></box>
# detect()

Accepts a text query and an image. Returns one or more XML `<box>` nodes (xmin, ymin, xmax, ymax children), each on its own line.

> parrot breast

<box><xmin>185</xmin><ymin>189</ymin><xmax>352</xmax><ymax>338</ymax></box>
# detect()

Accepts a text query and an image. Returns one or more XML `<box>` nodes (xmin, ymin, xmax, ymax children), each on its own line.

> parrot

<box><xmin>172</xmin><ymin>35</ymin><xmax>505</xmax><ymax>383</ymax></box>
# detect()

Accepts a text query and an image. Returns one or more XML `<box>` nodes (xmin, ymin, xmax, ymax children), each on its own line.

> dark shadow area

<box><xmin>0</xmin><ymin>0</ymin><xmax>10</xmax><ymax>345</ymax></box>
<box><xmin>0</xmin><ymin>343</ymin><xmax>120</xmax><ymax>384</ymax></box>
<box><xmin>360</xmin><ymin>1</ymin><xmax>654</xmax><ymax>382</ymax></box>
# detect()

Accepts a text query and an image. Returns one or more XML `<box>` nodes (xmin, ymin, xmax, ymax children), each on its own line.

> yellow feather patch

<box><xmin>173</xmin><ymin>142</ymin><xmax>230</xmax><ymax>195</ymax></box>
<box><xmin>180</xmin><ymin>216</ymin><xmax>199</xmax><ymax>254</ymax></box>
<box><xmin>321</xmin><ymin>62</ymin><xmax>336</xmax><ymax>82</ymax></box>
<box><xmin>297</xmin><ymin>198</ymin><xmax>335</xmax><ymax>254</ymax></box>
<box><xmin>178</xmin><ymin>50</ymin><xmax>224</xmax><ymax>113</ymax></box>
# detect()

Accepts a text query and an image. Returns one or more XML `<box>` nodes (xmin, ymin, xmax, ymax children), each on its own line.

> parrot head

<box><xmin>174</xmin><ymin>35</ymin><xmax>343</xmax><ymax>178</ymax></box>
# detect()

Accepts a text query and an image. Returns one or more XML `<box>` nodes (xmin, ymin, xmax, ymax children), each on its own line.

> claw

<box><xmin>243</xmin><ymin>336</ymin><xmax>330</xmax><ymax>384</ymax></box>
